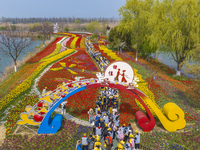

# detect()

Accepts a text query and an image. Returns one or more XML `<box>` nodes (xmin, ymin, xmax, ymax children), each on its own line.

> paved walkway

<box><xmin>55</xmin><ymin>108</ymin><xmax>93</xmax><ymax>127</ymax></box>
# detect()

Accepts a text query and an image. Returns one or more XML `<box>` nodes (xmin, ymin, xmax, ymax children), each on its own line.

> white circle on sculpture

<box><xmin>104</xmin><ymin>61</ymin><xmax>134</xmax><ymax>84</ymax></box>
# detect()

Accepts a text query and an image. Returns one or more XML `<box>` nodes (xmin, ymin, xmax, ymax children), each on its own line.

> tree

<box><xmin>138</xmin><ymin>39</ymin><xmax>157</xmax><ymax>61</ymax></box>
<box><xmin>148</xmin><ymin>0</ymin><xmax>200</xmax><ymax>76</ymax></box>
<box><xmin>64</xmin><ymin>27</ymin><xmax>69</xmax><ymax>32</ymax></box>
<box><xmin>0</xmin><ymin>32</ymin><xmax>33</xmax><ymax>72</ymax></box>
<box><xmin>11</xmin><ymin>25</ymin><xmax>16</xmax><ymax>31</ymax></box>
<box><xmin>108</xmin><ymin>26</ymin><xmax>132</xmax><ymax>53</ymax></box>
<box><xmin>118</xmin><ymin>0</ymin><xmax>154</xmax><ymax>61</ymax></box>
<box><xmin>86</xmin><ymin>21</ymin><xmax>101</xmax><ymax>33</ymax></box>
<box><xmin>184</xmin><ymin>44</ymin><xmax>200</xmax><ymax>80</ymax></box>
<box><xmin>75</xmin><ymin>19</ymin><xmax>81</xmax><ymax>24</ymax></box>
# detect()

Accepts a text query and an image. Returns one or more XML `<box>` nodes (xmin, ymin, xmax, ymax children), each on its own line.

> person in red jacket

<box><xmin>105</xmin><ymin>133</ymin><xmax>112</xmax><ymax>150</ymax></box>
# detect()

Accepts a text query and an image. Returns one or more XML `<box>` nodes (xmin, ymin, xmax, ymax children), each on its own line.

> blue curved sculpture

<box><xmin>37</xmin><ymin>83</ymin><xmax>155</xmax><ymax>134</ymax></box>
<box><xmin>38</xmin><ymin>86</ymin><xmax>86</xmax><ymax>134</ymax></box>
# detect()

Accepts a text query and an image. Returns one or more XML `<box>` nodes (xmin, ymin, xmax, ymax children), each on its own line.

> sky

<box><xmin>0</xmin><ymin>0</ymin><xmax>126</xmax><ymax>18</ymax></box>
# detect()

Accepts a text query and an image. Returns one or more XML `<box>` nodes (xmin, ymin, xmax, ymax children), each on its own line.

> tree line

<box><xmin>0</xmin><ymin>17</ymin><xmax>120</xmax><ymax>24</ymax></box>
<box><xmin>108</xmin><ymin>0</ymin><xmax>200</xmax><ymax>79</ymax></box>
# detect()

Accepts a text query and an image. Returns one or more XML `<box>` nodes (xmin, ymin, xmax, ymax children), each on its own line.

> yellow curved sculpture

<box><xmin>141</xmin><ymin>94</ymin><xmax>186</xmax><ymax>132</ymax></box>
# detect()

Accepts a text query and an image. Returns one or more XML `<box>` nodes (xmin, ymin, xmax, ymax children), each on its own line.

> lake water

<box><xmin>0</xmin><ymin>40</ymin><xmax>43</xmax><ymax>74</ymax></box>
<box><xmin>152</xmin><ymin>52</ymin><xmax>200</xmax><ymax>79</ymax></box>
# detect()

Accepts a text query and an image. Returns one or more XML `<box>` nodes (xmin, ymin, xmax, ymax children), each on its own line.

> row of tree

<box><xmin>27</xmin><ymin>22</ymin><xmax>53</xmax><ymax>46</ymax></box>
<box><xmin>108</xmin><ymin>0</ymin><xmax>200</xmax><ymax>78</ymax></box>
<box><xmin>86</xmin><ymin>20</ymin><xmax>108</xmax><ymax>34</ymax></box>
<box><xmin>0</xmin><ymin>17</ymin><xmax>120</xmax><ymax>24</ymax></box>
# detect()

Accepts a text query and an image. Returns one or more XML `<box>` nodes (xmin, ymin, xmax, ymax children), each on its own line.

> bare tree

<box><xmin>0</xmin><ymin>32</ymin><xmax>33</xmax><ymax>72</ymax></box>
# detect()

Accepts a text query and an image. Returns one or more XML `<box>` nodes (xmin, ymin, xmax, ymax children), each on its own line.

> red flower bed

<box><xmin>26</xmin><ymin>37</ymin><xmax>63</xmax><ymax>63</ymax></box>
<box><xmin>92</xmin><ymin>43</ymin><xmax>99</xmax><ymax>50</ymax></box>
<box><xmin>66</xmin><ymin>37</ymin><xmax>75</xmax><ymax>48</ymax></box>
<box><xmin>119</xmin><ymin>90</ymin><xmax>140</xmax><ymax>126</ymax></box>
<box><xmin>75</xmin><ymin>37</ymin><xmax>81</xmax><ymax>48</ymax></box>
<box><xmin>66</xmin><ymin>87</ymin><xmax>99</xmax><ymax>119</ymax></box>
<box><xmin>38</xmin><ymin>50</ymin><xmax>100</xmax><ymax>120</ymax></box>
<box><xmin>75</xmin><ymin>48</ymin><xmax>85</xmax><ymax>51</ymax></box>
<box><xmin>38</xmin><ymin>50</ymin><xmax>99</xmax><ymax>91</ymax></box>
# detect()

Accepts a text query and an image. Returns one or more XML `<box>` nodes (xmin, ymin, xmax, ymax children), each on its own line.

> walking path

<box><xmin>55</xmin><ymin>108</ymin><xmax>93</xmax><ymax>127</ymax></box>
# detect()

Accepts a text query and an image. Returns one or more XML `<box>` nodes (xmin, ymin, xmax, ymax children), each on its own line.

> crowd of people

<box><xmin>75</xmin><ymin>39</ymin><xmax>140</xmax><ymax>150</ymax></box>
<box><xmin>75</xmin><ymin>87</ymin><xmax>140</xmax><ymax>150</ymax></box>
<box><xmin>86</xmin><ymin>38</ymin><xmax>109</xmax><ymax>72</ymax></box>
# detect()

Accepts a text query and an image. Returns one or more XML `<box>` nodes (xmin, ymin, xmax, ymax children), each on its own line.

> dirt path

<box><xmin>0</xmin><ymin>124</ymin><xmax>5</xmax><ymax>146</ymax></box>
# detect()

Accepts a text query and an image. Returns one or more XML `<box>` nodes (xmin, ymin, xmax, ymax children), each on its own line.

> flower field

<box><xmin>0</xmin><ymin>62</ymin><xmax>41</xmax><ymax>100</ymax></box>
<box><xmin>119</xmin><ymin>90</ymin><xmax>140</xmax><ymax>125</ymax></box>
<box><xmin>1</xmin><ymin>120</ymin><xmax>92</xmax><ymax>150</ymax></box>
<box><xmin>66</xmin><ymin>37</ymin><xmax>75</xmax><ymax>48</ymax></box>
<box><xmin>0</xmin><ymin>34</ymin><xmax>200</xmax><ymax>149</ymax></box>
<box><xmin>66</xmin><ymin>88</ymin><xmax>99</xmax><ymax>119</ymax></box>
<box><xmin>140</xmin><ymin>121</ymin><xmax>200</xmax><ymax>149</ymax></box>
<box><xmin>38</xmin><ymin>50</ymin><xmax>99</xmax><ymax>91</ymax></box>
<box><xmin>5</xmin><ymin>96</ymin><xmax>39</xmax><ymax>137</ymax></box>
<box><xmin>26</xmin><ymin>37</ymin><xmax>63</xmax><ymax>63</ymax></box>
<box><xmin>75</xmin><ymin>37</ymin><xmax>81</xmax><ymax>48</ymax></box>
<box><xmin>0</xmin><ymin>48</ymin><xmax>75</xmax><ymax>111</ymax></box>
<box><xmin>37</xmin><ymin>49</ymin><xmax>101</xmax><ymax>119</ymax></box>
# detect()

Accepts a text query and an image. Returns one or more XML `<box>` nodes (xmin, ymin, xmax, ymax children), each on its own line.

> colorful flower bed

<box><xmin>0</xmin><ymin>49</ymin><xmax>75</xmax><ymax>111</ymax></box>
<box><xmin>38</xmin><ymin>50</ymin><xmax>99</xmax><ymax>91</ymax></box>
<box><xmin>26</xmin><ymin>37</ymin><xmax>63</xmax><ymax>63</ymax></box>
<box><xmin>66</xmin><ymin>88</ymin><xmax>99</xmax><ymax>119</ymax></box>
<box><xmin>66</xmin><ymin>37</ymin><xmax>75</xmax><ymax>48</ymax></box>
<box><xmin>40</xmin><ymin>37</ymin><xmax>66</xmax><ymax>62</ymax></box>
<box><xmin>7</xmin><ymin>62</ymin><xmax>42</xmax><ymax>95</ymax></box>
<box><xmin>140</xmin><ymin>121</ymin><xmax>200</xmax><ymax>149</ymax></box>
<box><xmin>1</xmin><ymin>120</ymin><xmax>92</xmax><ymax>149</ymax></box>
<box><xmin>5</xmin><ymin>96</ymin><xmax>39</xmax><ymax>137</ymax></box>
<box><xmin>0</xmin><ymin>63</ymin><xmax>40</xmax><ymax>99</ymax></box>
<box><xmin>75</xmin><ymin>37</ymin><xmax>81</xmax><ymax>48</ymax></box>
<box><xmin>70</xmin><ymin>37</ymin><xmax>79</xmax><ymax>49</ymax></box>
<box><xmin>37</xmin><ymin>50</ymin><xmax>101</xmax><ymax>120</ymax></box>
<box><xmin>80</xmin><ymin>37</ymin><xmax>86</xmax><ymax>48</ymax></box>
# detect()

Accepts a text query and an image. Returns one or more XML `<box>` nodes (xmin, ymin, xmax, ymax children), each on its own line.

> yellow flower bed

<box><xmin>80</xmin><ymin>38</ymin><xmax>86</xmax><ymax>48</ymax></box>
<box><xmin>69</xmin><ymin>64</ymin><xmax>76</xmax><ymax>68</ymax></box>
<box><xmin>70</xmin><ymin>37</ymin><xmax>79</xmax><ymax>49</ymax></box>
<box><xmin>134</xmin><ymin>69</ymin><xmax>163</xmax><ymax>116</ymax></box>
<box><xmin>58</xmin><ymin>32</ymin><xmax>76</xmax><ymax>36</ymax></box>
<box><xmin>100</xmin><ymin>46</ymin><xmax>122</xmax><ymax>61</ymax></box>
<box><xmin>0</xmin><ymin>49</ymin><xmax>75</xmax><ymax>111</ymax></box>
<box><xmin>67</xmin><ymin>69</ymin><xmax>78</xmax><ymax>75</ymax></box>
<box><xmin>40</xmin><ymin>49</ymin><xmax>75</xmax><ymax>62</ymax></box>
<box><xmin>40</xmin><ymin>37</ymin><xmax>67</xmax><ymax>62</ymax></box>
<box><xmin>50</xmin><ymin>67</ymin><xmax>64</xmax><ymax>71</ymax></box>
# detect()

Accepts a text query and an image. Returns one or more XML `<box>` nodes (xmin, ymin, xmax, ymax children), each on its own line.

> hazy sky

<box><xmin>0</xmin><ymin>0</ymin><xmax>126</xmax><ymax>18</ymax></box>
